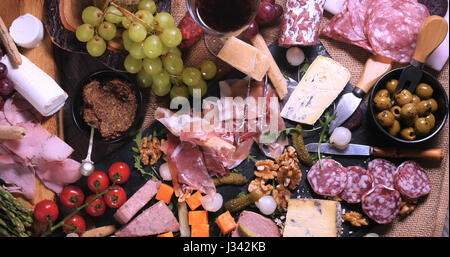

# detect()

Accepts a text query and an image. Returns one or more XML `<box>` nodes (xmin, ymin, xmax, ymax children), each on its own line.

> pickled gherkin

<box><xmin>213</xmin><ymin>173</ymin><xmax>248</xmax><ymax>187</ymax></box>
<box><xmin>224</xmin><ymin>189</ymin><xmax>264</xmax><ymax>213</ymax></box>
<box><xmin>291</xmin><ymin>124</ymin><xmax>313</xmax><ymax>166</ymax></box>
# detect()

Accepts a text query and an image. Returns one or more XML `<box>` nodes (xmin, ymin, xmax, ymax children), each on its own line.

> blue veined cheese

<box><xmin>282</xmin><ymin>198</ymin><xmax>342</xmax><ymax>237</ymax></box>
<box><xmin>280</xmin><ymin>56</ymin><xmax>350</xmax><ymax>125</ymax></box>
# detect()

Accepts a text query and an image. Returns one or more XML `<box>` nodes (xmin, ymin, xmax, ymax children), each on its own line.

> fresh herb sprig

<box><xmin>316</xmin><ymin>110</ymin><xmax>336</xmax><ymax>171</ymax></box>
<box><xmin>132</xmin><ymin>130</ymin><xmax>163</xmax><ymax>180</ymax></box>
<box><xmin>259</xmin><ymin>126</ymin><xmax>321</xmax><ymax>144</ymax></box>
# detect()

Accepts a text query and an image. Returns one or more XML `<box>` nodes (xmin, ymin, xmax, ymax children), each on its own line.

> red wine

<box><xmin>196</xmin><ymin>0</ymin><xmax>258</xmax><ymax>33</ymax></box>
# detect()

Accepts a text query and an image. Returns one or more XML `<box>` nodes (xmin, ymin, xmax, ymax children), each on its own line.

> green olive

<box><xmin>395</xmin><ymin>89</ymin><xmax>413</xmax><ymax>106</ymax></box>
<box><xmin>427</xmin><ymin>98</ymin><xmax>438</xmax><ymax>113</ymax></box>
<box><xmin>374</xmin><ymin>96</ymin><xmax>392</xmax><ymax>110</ymax></box>
<box><xmin>414</xmin><ymin>117</ymin><xmax>432</xmax><ymax>136</ymax></box>
<box><xmin>375</xmin><ymin>89</ymin><xmax>390</xmax><ymax>98</ymax></box>
<box><xmin>425</xmin><ymin>113</ymin><xmax>436</xmax><ymax>128</ymax></box>
<box><xmin>400</xmin><ymin>127</ymin><xmax>416</xmax><ymax>141</ymax></box>
<box><xmin>400</xmin><ymin>103</ymin><xmax>417</xmax><ymax>120</ymax></box>
<box><xmin>411</xmin><ymin>94</ymin><xmax>421</xmax><ymax>104</ymax></box>
<box><xmin>390</xmin><ymin>106</ymin><xmax>402</xmax><ymax>119</ymax></box>
<box><xmin>376</xmin><ymin>110</ymin><xmax>395</xmax><ymax>127</ymax></box>
<box><xmin>386</xmin><ymin>79</ymin><xmax>399</xmax><ymax>94</ymax></box>
<box><xmin>415</xmin><ymin>83</ymin><xmax>434</xmax><ymax>99</ymax></box>
<box><xmin>402</xmin><ymin>115</ymin><xmax>418</xmax><ymax>127</ymax></box>
<box><xmin>416</xmin><ymin>100</ymin><xmax>433</xmax><ymax>116</ymax></box>
<box><xmin>389</xmin><ymin>120</ymin><xmax>401</xmax><ymax>136</ymax></box>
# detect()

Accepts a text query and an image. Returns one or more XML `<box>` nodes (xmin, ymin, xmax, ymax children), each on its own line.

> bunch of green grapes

<box><xmin>75</xmin><ymin>0</ymin><xmax>217</xmax><ymax>99</ymax></box>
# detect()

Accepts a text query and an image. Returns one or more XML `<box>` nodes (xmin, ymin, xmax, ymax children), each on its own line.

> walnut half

<box><xmin>276</xmin><ymin>146</ymin><xmax>302</xmax><ymax>190</ymax></box>
<box><xmin>254</xmin><ymin>160</ymin><xmax>278</xmax><ymax>180</ymax></box>
<box><xmin>272</xmin><ymin>185</ymin><xmax>291</xmax><ymax>211</ymax></box>
<box><xmin>399</xmin><ymin>200</ymin><xmax>417</xmax><ymax>216</ymax></box>
<box><xmin>139</xmin><ymin>136</ymin><xmax>162</xmax><ymax>165</ymax></box>
<box><xmin>343</xmin><ymin>211</ymin><xmax>369</xmax><ymax>227</ymax></box>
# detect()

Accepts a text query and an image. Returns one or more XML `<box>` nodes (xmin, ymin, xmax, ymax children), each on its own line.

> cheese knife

<box><xmin>305</xmin><ymin>143</ymin><xmax>444</xmax><ymax>161</ymax></box>
<box><xmin>328</xmin><ymin>55</ymin><xmax>392</xmax><ymax>133</ymax></box>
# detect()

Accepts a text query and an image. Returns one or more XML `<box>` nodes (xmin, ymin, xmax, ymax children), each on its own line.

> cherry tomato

<box><xmin>85</xmin><ymin>195</ymin><xmax>106</xmax><ymax>217</ymax></box>
<box><xmin>63</xmin><ymin>214</ymin><xmax>86</xmax><ymax>235</ymax></box>
<box><xmin>87</xmin><ymin>171</ymin><xmax>110</xmax><ymax>193</ymax></box>
<box><xmin>104</xmin><ymin>185</ymin><xmax>127</xmax><ymax>208</ymax></box>
<box><xmin>34</xmin><ymin>200</ymin><xmax>59</xmax><ymax>224</ymax></box>
<box><xmin>108</xmin><ymin>162</ymin><xmax>130</xmax><ymax>184</ymax></box>
<box><xmin>59</xmin><ymin>186</ymin><xmax>85</xmax><ymax>208</ymax></box>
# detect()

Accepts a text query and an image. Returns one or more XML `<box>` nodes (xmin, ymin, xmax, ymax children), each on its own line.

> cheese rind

<box><xmin>282</xmin><ymin>198</ymin><xmax>342</xmax><ymax>237</ymax></box>
<box><xmin>280</xmin><ymin>56</ymin><xmax>350</xmax><ymax>125</ymax></box>
<box><xmin>217</xmin><ymin>37</ymin><xmax>270</xmax><ymax>81</ymax></box>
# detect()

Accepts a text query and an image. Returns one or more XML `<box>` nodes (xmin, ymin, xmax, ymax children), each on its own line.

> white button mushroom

<box><xmin>159</xmin><ymin>162</ymin><xmax>172</xmax><ymax>181</ymax></box>
<box><xmin>255</xmin><ymin>195</ymin><xmax>277</xmax><ymax>215</ymax></box>
<box><xmin>329</xmin><ymin>127</ymin><xmax>352</xmax><ymax>150</ymax></box>
<box><xmin>286</xmin><ymin>47</ymin><xmax>305</xmax><ymax>66</ymax></box>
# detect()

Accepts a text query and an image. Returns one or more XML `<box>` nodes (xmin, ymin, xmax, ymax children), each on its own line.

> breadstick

<box><xmin>81</xmin><ymin>225</ymin><xmax>116</xmax><ymax>237</ymax></box>
<box><xmin>250</xmin><ymin>33</ymin><xmax>288</xmax><ymax>99</ymax></box>
<box><xmin>0</xmin><ymin>125</ymin><xmax>27</xmax><ymax>140</ymax></box>
<box><xmin>0</xmin><ymin>16</ymin><xmax>22</xmax><ymax>67</ymax></box>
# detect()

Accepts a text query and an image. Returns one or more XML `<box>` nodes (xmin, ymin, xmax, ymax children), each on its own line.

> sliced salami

<box><xmin>361</xmin><ymin>185</ymin><xmax>402</xmax><ymax>224</ymax></box>
<box><xmin>307</xmin><ymin>159</ymin><xmax>347</xmax><ymax>196</ymax></box>
<box><xmin>367</xmin><ymin>159</ymin><xmax>396</xmax><ymax>188</ymax></box>
<box><xmin>279</xmin><ymin>0</ymin><xmax>326</xmax><ymax>46</ymax></box>
<box><xmin>365</xmin><ymin>0</ymin><xmax>430</xmax><ymax>63</ymax></box>
<box><xmin>394</xmin><ymin>161</ymin><xmax>431</xmax><ymax>200</ymax></box>
<box><xmin>340</xmin><ymin>166</ymin><xmax>373</xmax><ymax>204</ymax></box>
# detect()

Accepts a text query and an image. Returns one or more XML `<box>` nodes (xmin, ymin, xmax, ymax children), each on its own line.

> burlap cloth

<box><xmin>141</xmin><ymin>0</ymin><xmax>449</xmax><ymax>237</ymax></box>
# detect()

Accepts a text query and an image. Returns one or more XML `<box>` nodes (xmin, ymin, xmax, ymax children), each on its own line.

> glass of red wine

<box><xmin>186</xmin><ymin>0</ymin><xmax>261</xmax><ymax>55</ymax></box>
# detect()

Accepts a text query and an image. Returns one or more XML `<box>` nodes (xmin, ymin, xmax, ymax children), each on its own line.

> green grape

<box><xmin>142</xmin><ymin>57</ymin><xmax>163</xmax><ymax>75</ymax></box>
<box><xmin>122</xmin><ymin>17</ymin><xmax>131</xmax><ymax>29</ymax></box>
<box><xmin>159</xmin><ymin>26</ymin><xmax>182</xmax><ymax>48</ymax></box>
<box><xmin>188</xmin><ymin>79</ymin><xmax>208</xmax><ymax>97</ymax></box>
<box><xmin>162</xmin><ymin>53</ymin><xmax>183</xmax><ymax>75</ymax></box>
<box><xmin>128</xmin><ymin>22</ymin><xmax>147</xmax><ymax>43</ymax></box>
<box><xmin>155</xmin><ymin>12</ymin><xmax>175</xmax><ymax>29</ymax></box>
<box><xmin>160</xmin><ymin>43</ymin><xmax>169</xmax><ymax>55</ymax></box>
<box><xmin>170</xmin><ymin>84</ymin><xmax>190</xmax><ymax>99</ymax></box>
<box><xmin>198</xmin><ymin>60</ymin><xmax>217</xmax><ymax>80</ymax></box>
<box><xmin>82</xmin><ymin>6</ymin><xmax>103</xmax><ymax>26</ymax></box>
<box><xmin>170</xmin><ymin>75</ymin><xmax>183</xmax><ymax>86</ymax></box>
<box><xmin>86</xmin><ymin>36</ymin><xmax>106</xmax><ymax>57</ymax></box>
<box><xmin>143</xmin><ymin>35</ymin><xmax>163</xmax><ymax>58</ymax></box>
<box><xmin>124</xmin><ymin>54</ymin><xmax>143</xmax><ymax>74</ymax></box>
<box><xmin>138</xmin><ymin>0</ymin><xmax>157</xmax><ymax>14</ymax></box>
<box><xmin>98</xmin><ymin>21</ymin><xmax>117</xmax><ymax>41</ymax></box>
<box><xmin>152</xmin><ymin>72</ymin><xmax>171</xmax><ymax>96</ymax></box>
<box><xmin>122</xmin><ymin>30</ymin><xmax>133</xmax><ymax>51</ymax></box>
<box><xmin>105</xmin><ymin>6</ymin><xmax>123</xmax><ymax>24</ymax></box>
<box><xmin>129</xmin><ymin>41</ymin><xmax>146</xmax><ymax>59</ymax></box>
<box><xmin>182</xmin><ymin>67</ymin><xmax>202</xmax><ymax>87</ymax></box>
<box><xmin>135</xmin><ymin>10</ymin><xmax>154</xmax><ymax>27</ymax></box>
<box><xmin>75</xmin><ymin>23</ymin><xmax>94</xmax><ymax>42</ymax></box>
<box><xmin>136</xmin><ymin>69</ymin><xmax>153</xmax><ymax>88</ymax></box>
<box><xmin>167</xmin><ymin>47</ymin><xmax>182</xmax><ymax>57</ymax></box>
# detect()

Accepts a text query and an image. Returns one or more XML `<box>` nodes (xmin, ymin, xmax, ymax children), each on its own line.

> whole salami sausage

<box><xmin>279</xmin><ymin>0</ymin><xmax>326</xmax><ymax>47</ymax></box>
<box><xmin>394</xmin><ymin>161</ymin><xmax>431</xmax><ymax>200</ymax></box>
<box><xmin>367</xmin><ymin>159</ymin><xmax>397</xmax><ymax>188</ymax></box>
<box><xmin>307</xmin><ymin>159</ymin><xmax>347</xmax><ymax>196</ymax></box>
<box><xmin>340</xmin><ymin>166</ymin><xmax>373</xmax><ymax>204</ymax></box>
<box><xmin>361</xmin><ymin>184</ymin><xmax>402</xmax><ymax>224</ymax></box>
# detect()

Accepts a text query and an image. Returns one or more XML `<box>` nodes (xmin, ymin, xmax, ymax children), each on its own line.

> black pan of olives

<box><xmin>368</xmin><ymin>67</ymin><xmax>448</xmax><ymax>144</ymax></box>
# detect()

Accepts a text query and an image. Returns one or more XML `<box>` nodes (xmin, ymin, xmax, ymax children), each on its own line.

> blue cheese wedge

<box><xmin>283</xmin><ymin>198</ymin><xmax>342</xmax><ymax>237</ymax></box>
<box><xmin>280</xmin><ymin>56</ymin><xmax>350</xmax><ymax>125</ymax></box>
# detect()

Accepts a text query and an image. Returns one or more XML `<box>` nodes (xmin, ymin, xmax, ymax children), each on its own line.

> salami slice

<box><xmin>307</xmin><ymin>159</ymin><xmax>347</xmax><ymax>196</ymax></box>
<box><xmin>340</xmin><ymin>166</ymin><xmax>373</xmax><ymax>204</ymax></box>
<box><xmin>365</xmin><ymin>0</ymin><xmax>430</xmax><ymax>63</ymax></box>
<box><xmin>361</xmin><ymin>185</ymin><xmax>402</xmax><ymax>224</ymax></box>
<box><xmin>279</xmin><ymin>0</ymin><xmax>326</xmax><ymax>46</ymax></box>
<box><xmin>367</xmin><ymin>159</ymin><xmax>396</xmax><ymax>188</ymax></box>
<box><xmin>394</xmin><ymin>161</ymin><xmax>431</xmax><ymax>200</ymax></box>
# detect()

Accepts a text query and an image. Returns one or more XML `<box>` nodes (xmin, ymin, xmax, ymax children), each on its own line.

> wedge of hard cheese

<box><xmin>218</xmin><ymin>37</ymin><xmax>270</xmax><ymax>81</ymax></box>
<box><xmin>283</xmin><ymin>198</ymin><xmax>342</xmax><ymax>237</ymax></box>
<box><xmin>281</xmin><ymin>56</ymin><xmax>350</xmax><ymax>125</ymax></box>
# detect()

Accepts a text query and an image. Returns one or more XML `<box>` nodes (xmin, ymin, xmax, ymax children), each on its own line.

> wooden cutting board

<box><xmin>0</xmin><ymin>0</ymin><xmax>64</xmax><ymax>235</ymax></box>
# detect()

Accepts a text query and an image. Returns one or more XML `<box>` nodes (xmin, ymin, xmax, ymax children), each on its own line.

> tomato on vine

<box><xmin>59</xmin><ymin>186</ymin><xmax>85</xmax><ymax>208</ymax></box>
<box><xmin>108</xmin><ymin>162</ymin><xmax>130</xmax><ymax>184</ymax></box>
<box><xmin>85</xmin><ymin>195</ymin><xmax>106</xmax><ymax>217</ymax></box>
<box><xmin>34</xmin><ymin>200</ymin><xmax>59</xmax><ymax>224</ymax></box>
<box><xmin>104</xmin><ymin>185</ymin><xmax>127</xmax><ymax>208</ymax></box>
<box><xmin>62</xmin><ymin>214</ymin><xmax>86</xmax><ymax>235</ymax></box>
<box><xmin>87</xmin><ymin>171</ymin><xmax>110</xmax><ymax>193</ymax></box>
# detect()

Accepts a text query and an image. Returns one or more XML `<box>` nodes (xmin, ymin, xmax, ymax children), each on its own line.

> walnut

<box><xmin>399</xmin><ymin>200</ymin><xmax>417</xmax><ymax>216</ymax></box>
<box><xmin>248</xmin><ymin>177</ymin><xmax>273</xmax><ymax>196</ymax></box>
<box><xmin>272</xmin><ymin>185</ymin><xmax>291</xmax><ymax>211</ymax></box>
<box><xmin>276</xmin><ymin>146</ymin><xmax>302</xmax><ymax>190</ymax></box>
<box><xmin>343</xmin><ymin>212</ymin><xmax>369</xmax><ymax>227</ymax></box>
<box><xmin>139</xmin><ymin>136</ymin><xmax>162</xmax><ymax>165</ymax></box>
<box><xmin>254</xmin><ymin>160</ymin><xmax>278</xmax><ymax>180</ymax></box>
<box><xmin>177</xmin><ymin>189</ymin><xmax>193</xmax><ymax>202</ymax></box>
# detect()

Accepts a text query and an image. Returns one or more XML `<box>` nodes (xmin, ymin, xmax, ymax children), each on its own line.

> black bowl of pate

<box><xmin>71</xmin><ymin>70</ymin><xmax>144</xmax><ymax>144</ymax></box>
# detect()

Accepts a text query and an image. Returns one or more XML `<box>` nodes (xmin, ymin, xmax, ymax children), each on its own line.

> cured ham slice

<box><xmin>3</xmin><ymin>94</ymin><xmax>41</xmax><ymax>125</ymax></box>
<box><xmin>34</xmin><ymin>159</ymin><xmax>82</xmax><ymax>193</ymax></box>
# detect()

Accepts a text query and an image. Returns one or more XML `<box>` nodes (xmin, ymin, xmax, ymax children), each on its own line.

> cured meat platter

<box><xmin>1</xmin><ymin>0</ymin><xmax>448</xmax><ymax>238</ymax></box>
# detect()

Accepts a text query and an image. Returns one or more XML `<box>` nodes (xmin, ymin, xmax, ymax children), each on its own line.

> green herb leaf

<box><xmin>133</xmin><ymin>130</ymin><xmax>143</xmax><ymax>148</ymax></box>
<box><xmin>231</xmin><ymin>168</ymin><xmax>243</xmax><ymax>173</ymax></box>
<box><xmin>246</xmin><ymin>155</ymin><xmax>257</xmax><ymax>163</ymax></box>
<box><xmin>132</xmin><ymin>147</ymin><xmax>140</xmax><ymax>153</ymax></box>
<box><xmin>298</xmin><ymin>58</ymin><xmax>310</xmax><ymax>82</ymax></box>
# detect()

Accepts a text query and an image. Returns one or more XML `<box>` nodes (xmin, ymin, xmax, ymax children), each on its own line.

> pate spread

<box><xmin>82</xmin><ymin>79</ymin><xmax>137</xmax><ymax>140</ymax></box>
